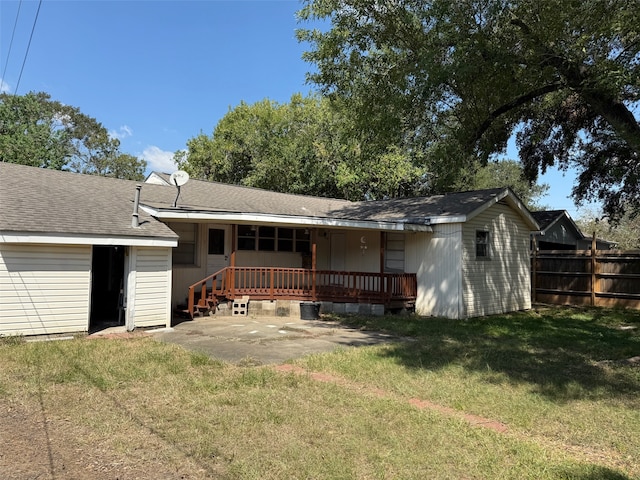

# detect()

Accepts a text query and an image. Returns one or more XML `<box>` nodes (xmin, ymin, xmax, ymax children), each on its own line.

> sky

<box><xmin>0</xmin><ymin>0</ymin><xmax>598</xmax><ymax>218</ymax></box>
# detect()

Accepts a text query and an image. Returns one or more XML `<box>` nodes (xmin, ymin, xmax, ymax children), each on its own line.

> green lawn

<box><xmin>1</xmin><ymin>305</ymin><xmax>638</xmax><ymax>479</ymax></box>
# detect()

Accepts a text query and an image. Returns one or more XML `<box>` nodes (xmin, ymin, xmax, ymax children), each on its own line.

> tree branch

<box><xmin>472</xmin><ymin>82</ymin><xmax>564</xmax><ymax>144</ymax></box>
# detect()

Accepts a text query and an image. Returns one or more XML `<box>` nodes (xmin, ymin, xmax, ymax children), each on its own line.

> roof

<box><xmin>0</xmin><ymin>162</ymin><xmax>178</xmax><ymax>245</ymax></box>
<box><xmin>531</xmin><ymin>210</ymin><xmax>583</xmax><ymax>237</ymax></box>
<box><xmin>142</xmin><ymin>175</ymin><xmax>538</xmax><ymax>231</ymax></box>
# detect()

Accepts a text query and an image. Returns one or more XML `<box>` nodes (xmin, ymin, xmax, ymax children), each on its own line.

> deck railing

<box><xmin>186</xmin><ymin>267</ymin><xmax>417</xmax><ymax>318</ymax></box>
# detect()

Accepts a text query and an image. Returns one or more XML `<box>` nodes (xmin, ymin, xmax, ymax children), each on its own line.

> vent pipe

<box><xmin>131</xmin><ymin>184</ymin><xmax>142</xmax><ymax>228</ymax></box>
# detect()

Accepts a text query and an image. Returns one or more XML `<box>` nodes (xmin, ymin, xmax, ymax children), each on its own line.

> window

<box><xmin>237</xmin><ymin>225</ymin><xmax>310</xmax><ymax>253</ymax></box>
<box><xmin>278</xmin><ymin>228</ymin><xmax>294</xmax><ymax>252</ymax></box>
<box><xmin>258</xmin><ymin>226</ymin><xmax>276</xmax><ymax>251</ymax></box>
<box><xmin>476</xmin><ymin>230</ymin><xmax>490</xmax><ymax>258</ymax></box>
<box><xmin>385</xmin><ymin>233</ymin><xmax>405</xmax><ymax>272</ymax></box>
<box><xmin>172</xmin><ymin>223</ymin><xmax>197</xmax><ymax>265</ymax></box>
<box><xmin>237</xmin><ymin>225</ymin><xmax>256</xmax><ymax>251</ymax></box>
<box><xmin>295</xmin><ymin>229</ymin><xmax>310</xmax><ymax>254</ymax></box>
<box><xmin>208</xmin><ymin>228</ymin><xmax>225</xmax><ymax>255</ymax></box>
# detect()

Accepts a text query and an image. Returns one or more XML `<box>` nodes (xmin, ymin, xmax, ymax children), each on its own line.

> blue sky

<box><xmin>0</xmin><ymin>0</ymin><xmax>595</xmax><ymax>218</ymax></box>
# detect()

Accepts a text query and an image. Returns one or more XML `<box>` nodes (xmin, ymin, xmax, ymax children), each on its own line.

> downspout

<box><xmin>131</xmin><ymin>184</ymin><xmax>142</xmax><ymax>228</ymax></box>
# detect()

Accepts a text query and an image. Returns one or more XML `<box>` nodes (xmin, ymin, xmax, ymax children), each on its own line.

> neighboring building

<box><xmin>531</xmin><ymin>210</ymin><xmax>617</xmax><ymax>250</ymax></box>
<box><xmin>1</xmin><ymin>163</ymin><xmax>539</xmax><ymax>336</ymax></box>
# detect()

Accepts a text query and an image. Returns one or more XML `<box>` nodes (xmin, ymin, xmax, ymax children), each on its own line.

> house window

<box><xmin>258</xmin><ymin>226</ymin><xmax>276</xmax><ymax>251</ymax></box>
<box><xmin>208</xmin><ymin>228</ymin><xmax>225</xmax><ymax>255</ymax></box>
<box><xmin>295</xmin><ymin>229</ymin><xmax>311</xmax><ymax>254</ymax></box>
<box><xmin>237</xmin><ymin>225</ymin><xmax>310</xmax><ymax>253</ymax></box>
<box><xmin>172</xmin><ymin>223</ymin><xmax>197</xmax><ymax>265</ymax></box>
<box><xmin>278</xmin><ymin>228</ymin><xmax>294</xmax><ymax>252</ymax></box>
<box><xmin>385</xmin><ymin>233</ymin><xmax>405</xmax><ymax>272</ymax></box>
<box><xmin>237</xmin><ymin>225</ymin><xmax>256</xmax><ymax>251</ymax></box>
<box><xmin>476</xmin><ymin>230</ymin><xmax>490</xmax><ymax>259</ymax></box>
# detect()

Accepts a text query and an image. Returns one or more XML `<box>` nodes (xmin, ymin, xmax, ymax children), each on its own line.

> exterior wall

<box><xmin>406</xmin><ymin>226</ymin><xmax>463</xmax><ymax>319</ymax></box>
<box><xmin>462</xmin><ymin>203</ymin><xmax>532</xmax><ymax>317</ymax></box>
<box><xmin>315</xmin><ymin>229</ymin><xmax>381</xmax><ymax>272</ymax></box>
<box><xmin>0</xmin><ymin>244</ymin><xmax>91</xmax><ymax>336</ymax></box>
<box><xmin>128</xmin><ymin>247</ymin><xmax>172</xmax><ymax>328</ymax></box>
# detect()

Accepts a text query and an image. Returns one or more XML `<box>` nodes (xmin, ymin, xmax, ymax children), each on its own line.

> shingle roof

<box><xmin>0</xmin><ymin>164</ymin><xmax>537</xmax><ymax>238</ymax></box>
<box><xmin>0</xmin><ymin>162</ymin><xmax>177</xmax><ymax>241</ymax></box>
<box><xmin>530</xmin><ymin>210</ymin><xmax>566</xmax><ymax>231</ymax></box>
<box><xmin>143</xmin><ymin>173</ymin><xmax>528</xmax><ymax>226</ymax></box>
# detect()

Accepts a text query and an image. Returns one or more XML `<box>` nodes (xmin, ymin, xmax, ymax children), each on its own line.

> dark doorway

<box><xmin>90</xmin><ymin>246</ymin><xmax>126</xmax><ymax>330</ymax></box>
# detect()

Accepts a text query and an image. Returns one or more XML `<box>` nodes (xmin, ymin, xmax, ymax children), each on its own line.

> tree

<box><xmin>176</xmin><ymin>94</ymin><xmax>428</xmax><ymax>200</ymax></box>
<box><xmin>0</xmin><ymin>92</ymin><xmax>146</xmax><ymax>180</ymax></box>
<box><xmin>297</xmin><ymin>0</ymin><xmax>640</xmax><ymax>219</ymax></box>
<box><xmin>576</xmin><ymin>208</ymin><xmax>640</xmax><ymax>250</ymax></box>
<box><xmin>459</xmin><ymin>159</ymin><xmax>549</xmax><ymax>210</ymax></box>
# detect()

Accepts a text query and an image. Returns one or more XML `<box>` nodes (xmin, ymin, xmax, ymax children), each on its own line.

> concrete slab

<box><xmin>153</xmin><ymin>315</ymin><xmax>401</xmax><ymax>365</ymax></box>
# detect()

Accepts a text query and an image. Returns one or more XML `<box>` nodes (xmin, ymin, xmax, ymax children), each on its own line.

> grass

<box><xmin>1</xmin><ymin>305</ymin><xmax>638</xmax><ymax>479</ymax></box>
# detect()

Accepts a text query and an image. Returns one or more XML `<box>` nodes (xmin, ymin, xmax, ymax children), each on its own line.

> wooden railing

<box><xmin>186</xmin><ymin>267</ymin><xmax>417</xmax><ymax>318</ymax></box>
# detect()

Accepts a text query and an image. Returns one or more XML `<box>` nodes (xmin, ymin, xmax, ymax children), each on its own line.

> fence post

<box><xmin>531</xmin><ymin>236</ymin><xmax>537</xmax><ymax>304</ymax></box>
<box><xmin>591</xmin><ymin>233</ymin><xmax>597</xmax><ymax>306</ymax></box>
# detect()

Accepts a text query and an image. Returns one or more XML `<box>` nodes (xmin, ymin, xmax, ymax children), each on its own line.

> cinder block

<box><xmin>345</xmin><ymin>303</ymin><xmax>360</xmax><ymax>314</ymax></box>
<box><xmin>371</xmin><ymin>304</ymin><xmax>385</xmax><ymax>316</ymax></box>
<box><xmin>333</xmin><ymin>303</ymin><xmax>346</xmax><ymax>314</ymax></box>
<box><xmin>358</xmin><ymin>303</ymin><xmax>372</xmax><ymax>315</ymax></box>
<box><xmin>232</xmin><ymin>296</ymin><xmax>249</xmax><ymax>316</ymax></box>
<box><xmin>320</xmin><ymin>301</ymin><xmax>333</xmax><ymax>314</ymax></box>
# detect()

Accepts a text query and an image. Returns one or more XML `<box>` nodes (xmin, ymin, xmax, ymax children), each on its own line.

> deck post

<box><xmin>311</xmin><ymin>229</ymin><xmax>317</xmax><ymax>301</ymax></box>
<box><xmin>380</xmin><ymin>231</ymin><xmax>386</xmax><ymax>299</ymax></box>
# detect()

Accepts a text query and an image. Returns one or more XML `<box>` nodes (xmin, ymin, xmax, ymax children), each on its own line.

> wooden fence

<box><xmin>531</xmin><ymin>248</ymin><xmax>640</xmax><ymax>309</ymax></box>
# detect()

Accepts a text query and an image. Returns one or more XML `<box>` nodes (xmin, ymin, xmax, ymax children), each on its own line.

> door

<box><xmin>207</xmin><ymin>226</ymin><xmax>231</xmax><ymax>286</ymax></box>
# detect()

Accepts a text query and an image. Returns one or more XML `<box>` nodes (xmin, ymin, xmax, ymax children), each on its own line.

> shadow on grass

<box><xmin>332</xmin><ymin>306</ymin><xmax>640</xmax><ymax>404</ymax></box>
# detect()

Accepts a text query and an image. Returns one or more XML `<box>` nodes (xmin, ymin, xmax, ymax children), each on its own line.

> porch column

<box><xmin>311</xmin><ymin>229</ymin><xmax>317</xmax><ymax>301</ymax></box>
<box><xmin>230</xmin><ymin>225</ymin><xmax>237</xmax><ymax>297</ymax></box>
<box><xmin>380</xmin><ymin>231</ymin><xmax>386</xmax><ymax>299</ymax></box>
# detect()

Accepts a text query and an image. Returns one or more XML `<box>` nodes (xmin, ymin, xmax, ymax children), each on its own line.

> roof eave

<box><xmin>142</xmin><ymin>206</ymin><xmax>433</xmax><ymax>232</ymax></box>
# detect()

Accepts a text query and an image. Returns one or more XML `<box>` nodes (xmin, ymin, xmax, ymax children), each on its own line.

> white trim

<box><xmin>141</xmin><ymin>206</ymin><xmax>433</xmax><ymax>232</ymax></box>
<box><xmin>0</xmin><ymin>232</ymin><xmax>177</xmax><ymax>247</ymax></box>
<box><xmin>125</xmin><ymin>247</ymin><xmax>137</xmax><ymax>332</ymax></box>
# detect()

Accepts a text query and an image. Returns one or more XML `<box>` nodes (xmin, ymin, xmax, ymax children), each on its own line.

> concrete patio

<box><xmin>151</xmin><ymin>314</ymin><xmax>403</xmax><ymax>365</ymax></box>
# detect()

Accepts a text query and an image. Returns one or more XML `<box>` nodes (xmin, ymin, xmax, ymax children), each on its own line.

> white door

<box><xmin>207</xmin><ymin>226</ymin><xmax>231</xmax><ymax>285</ymax></box>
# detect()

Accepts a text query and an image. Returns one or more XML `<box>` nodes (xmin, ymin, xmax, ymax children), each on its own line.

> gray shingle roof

<box><xmin>143</xmin><ymin>173</ymin><xmax>528</xmax><ymax>226</ymax></box>
<box><xmin>0</xmin><ymin>164</ymin><xmax>537</xmax><ymax>238</ymax></box>
<box><xmin>0</xmin><ymin>162</ymin><xmax>177</xmax><ymax>241</ymax></box>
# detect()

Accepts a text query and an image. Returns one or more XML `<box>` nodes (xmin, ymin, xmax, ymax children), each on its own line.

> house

<box><xmin>1</xmin><ymin>162</ymin><xmax>539</xmax><ymax>337</ymax></box>
<box><xmin>0</xmin><ymin>163</ymin><xmax>178</xmax><ymax>336</ymax></box>
<box><xmin>531</xmin><ymin>210</ymin><xmax>617</xmax><ymax>250</ymax></box>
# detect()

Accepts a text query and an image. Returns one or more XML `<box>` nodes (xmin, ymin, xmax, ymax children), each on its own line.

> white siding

<box><xmin>406</xmin><ymin>225</ymin><xmax>463</xmax><ymax>319</ymax></box>
<box><xmin>0</xmin><ymin>244</ymin><xmax>91</xmax><ymax>336</ymax></box>
<box><xmin>130</xmin><ymin>247</ymin><xmax>172</xmax><ymax>328</ymax></box>
<box><xmin>462</xmin><ymin>203</ymin><xmax>532</xmax><ymax>317</ymax></box>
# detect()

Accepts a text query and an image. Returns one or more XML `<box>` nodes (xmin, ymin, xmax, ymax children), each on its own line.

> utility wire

<box><xmin>15</xmin><ymin>0</ymin><xmax>43</xmax><ymax>95</ymax></box>
<box><xmin>0</xmin><ymin>0</ymin><xmax>22</xmax><ymax>93</ymax></box>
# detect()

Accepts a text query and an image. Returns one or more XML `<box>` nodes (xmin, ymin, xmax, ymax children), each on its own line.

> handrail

<box><xmin>186</xmin><ymin>267</ymin><xmax>417</xmax><ymax>318</ymax></box>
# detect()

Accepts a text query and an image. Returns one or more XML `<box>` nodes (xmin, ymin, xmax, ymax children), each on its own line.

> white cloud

<box><xmin>0</xmin><ymin>78</ymin><xmax>11</xmax><ymax>93</ymax></box>
<box><xmin>142</xmin><ymin>146</ymin><xmax>177</xmax><ymax>173</ymax></box>
<box><xmin>109</xmin><ymin>125</ymin><xmax>133</xmax><ymax>140</ymax></box>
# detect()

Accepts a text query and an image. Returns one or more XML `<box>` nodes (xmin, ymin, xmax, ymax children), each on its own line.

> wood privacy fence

<box><xmin>531</xmin><ymin>249</ymin><xmax>640</xmax><ymax>309</ymax></box>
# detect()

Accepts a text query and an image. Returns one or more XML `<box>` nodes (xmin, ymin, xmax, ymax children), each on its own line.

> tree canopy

<box><xmin>176</xmin><ymin>94</ymin><xmax>429</xmax><ymax>201</ymax></box>
<box><xmin>297</xmin><ymin>0</ymin><xmax>640</xmax><ymax>219</ymax></box>
<box><xmin>178</xmin><ymin>94</ymin><xmax>548</xmax><ymax>205</ymax></box>
<box><xmin>0</xmin><ymin>92</ymin><xmax>146</xmax><ymax>180</ymax></box>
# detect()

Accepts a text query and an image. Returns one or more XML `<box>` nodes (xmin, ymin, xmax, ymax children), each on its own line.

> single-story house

<box><xmin>1</xmin><ymin>162</ymin><xmax>539</xmax><ymax>336</ymax></box>
<box><xmin>531</xmin><ymin>210</ymin><xmax>617</xmax><ymax>250</ymax></box>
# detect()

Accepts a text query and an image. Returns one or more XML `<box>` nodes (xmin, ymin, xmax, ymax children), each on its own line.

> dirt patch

<box><xmin>0</xmin><ymin>400</ymin><xmax>215</xmax><ymax>479</ymax></box>
<box><xmin>274</xmin><ymin>364</ymin><xmax>508</xmax><ymax>433</ymax></box>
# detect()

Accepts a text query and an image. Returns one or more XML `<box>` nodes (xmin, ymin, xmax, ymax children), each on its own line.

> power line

<box><xmin>0</xmin><ymin>0</ymin><xmax>23</xmax><ymax>93</ymax></box>
<box><xmin>15</xmin><ymin>0</ymin><xmax>43</xmax><ymax>95</ymax></box>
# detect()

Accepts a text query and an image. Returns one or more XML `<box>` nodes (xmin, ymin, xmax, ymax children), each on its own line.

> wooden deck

<box><xmin>186</xmin><ymin>267</ymin><xmax>417</xmax><ymax>318</ymax></box>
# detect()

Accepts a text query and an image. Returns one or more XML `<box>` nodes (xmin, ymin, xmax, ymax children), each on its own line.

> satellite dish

<box><xmin>169</xmin><ymin>170</ymin><xmax>189</xmax><ymax>207</ymax></box>
<box><xmin>169</xmin><ymin>170</ymin><xmax>189</xmax><ymax>187</ymax></box>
